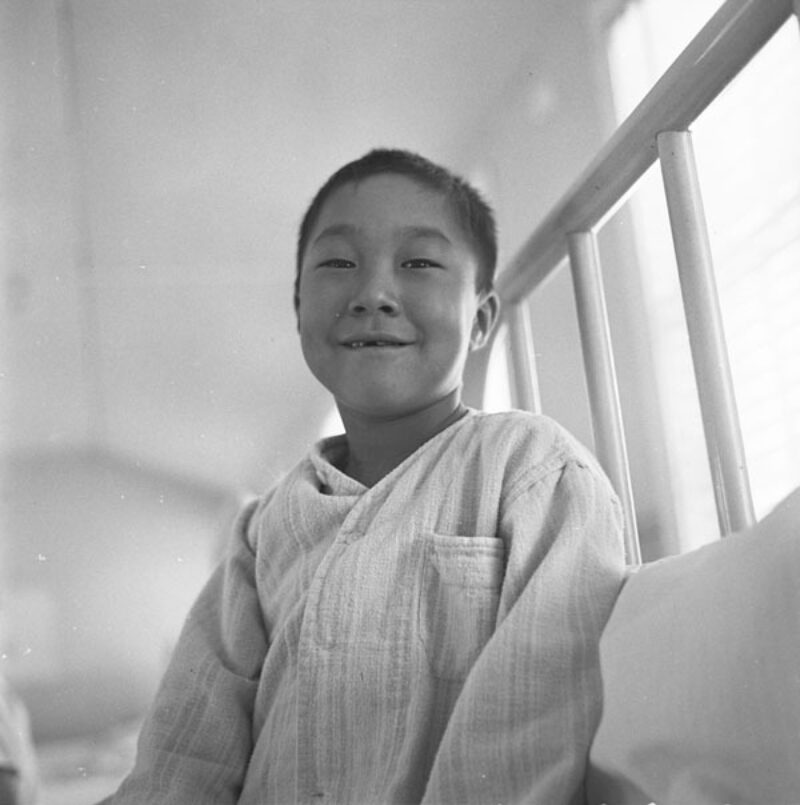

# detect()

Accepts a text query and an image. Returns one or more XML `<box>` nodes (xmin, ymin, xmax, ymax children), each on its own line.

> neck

<box><xmin>337</xmin><ymin>390</ymin><xmax>467</xmax><ymax>487</ymax></box>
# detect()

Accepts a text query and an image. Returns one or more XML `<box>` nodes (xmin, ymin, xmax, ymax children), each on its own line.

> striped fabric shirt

<box><xmin>112</xmin><ymin>410</ymin><xmax>625</xmax><ymax>804</ymax></box>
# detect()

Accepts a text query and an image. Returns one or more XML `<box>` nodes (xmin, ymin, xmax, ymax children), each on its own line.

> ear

<box><xmin>469</xmin><ymin>291</ymin><xmax>500</xmax><ymax>351</ymax></box>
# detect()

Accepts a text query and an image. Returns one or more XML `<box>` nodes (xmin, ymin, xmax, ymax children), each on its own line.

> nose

<box><xmin>346</xmin><ymin>264</ymin><xmax>399</xmax><ymax>316</ymax></box>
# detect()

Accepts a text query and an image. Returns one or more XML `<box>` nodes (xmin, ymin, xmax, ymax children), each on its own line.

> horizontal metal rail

<box><xmin>495</xmin><ymin>0</ymin><xmax>793</xmax><ymax>304</ymax></box>
<box><xmin>489</xmin><ymin>0</ymin><xmax>793</xmax><ymax>549</ymax></box>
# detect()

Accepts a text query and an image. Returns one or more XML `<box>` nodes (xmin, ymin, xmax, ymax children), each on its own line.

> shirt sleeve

<box><xmin>111</xmin><ymin>498</ymin><xmax>268</xmax><ymax>805</ymax></box>
<box><xmin>421</xmin><ymin>458</ymin><xmax>626</xmax><ymax>805</ymax></box>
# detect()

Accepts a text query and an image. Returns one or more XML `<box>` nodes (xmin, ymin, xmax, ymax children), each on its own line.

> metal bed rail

<box><xmin>494</xmin><ymin>0</ymin><xmax>797</xmax><ymax>563</ymax></box>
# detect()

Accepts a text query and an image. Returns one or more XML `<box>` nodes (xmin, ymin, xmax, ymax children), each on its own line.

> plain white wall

<box><xmin>2</xmin><ymin>448</ymin><xmax>238</xmax><ymax>741</ymax></box>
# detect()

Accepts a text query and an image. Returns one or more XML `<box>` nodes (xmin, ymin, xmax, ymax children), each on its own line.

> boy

<box><xmin>110</xmin><ymin>149</ymin><xmax>625</xmax><ymax>804</ymax></box>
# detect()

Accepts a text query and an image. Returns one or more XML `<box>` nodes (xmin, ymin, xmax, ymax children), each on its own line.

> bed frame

<box><xmin>488</xmin><ymin>5</ymin><xmax>800</xmax><ymax>800</ymax></box>
<box><xmin>491</xmin><ymin>0</ymin><xmax>797</xmax><ymax>565</ymax></box>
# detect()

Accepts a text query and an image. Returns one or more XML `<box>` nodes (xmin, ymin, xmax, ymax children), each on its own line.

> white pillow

<box><xmin>586</xmin><ymin>489</ymin><xmax>800</xmax><ymax>805</ymax></box>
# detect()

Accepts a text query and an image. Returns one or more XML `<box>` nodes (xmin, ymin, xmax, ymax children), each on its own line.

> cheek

<box><xmin>298</xmin><ymin>272</ymin><xmax>349</xmax><ymax>319</ymax></box>
<box><xmin>297</xmin><ymin>280</ymin><xmax>334</xmax><ymax>330</ymax></box>
<box><xmin>299</xmin><ymin>317</ymin><xmax>330</xmax><ymax>361</ymax></box>
<box><xmin>299</xmin><ymin>330</ymin><xmax>337</xmax><ymax>394</ymax></box>
<box><xmin>424</xmin><ymin>295</ymin><xmax>478</xmax><ymax>338</ymax></box>
<box><xmin>297</xmin><ymin>310</ymin><xmax>327</xmax><ymax>371</ymax></box>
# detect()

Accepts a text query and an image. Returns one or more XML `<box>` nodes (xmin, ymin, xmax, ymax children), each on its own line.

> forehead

<box><xmin>308</xmin><ymin>174</ymin><xmax>468</xmax><ymax>246</ymax></box>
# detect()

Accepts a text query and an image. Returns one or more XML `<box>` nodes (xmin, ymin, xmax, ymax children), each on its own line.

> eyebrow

<box><xmin>312</xmin><ymin>223</ymin><xmax>359</xmax><ymax>243</ymax></box>
<box><xmin>312</xmin><ymin>223</ymin><xmax>453</xmax><ymax>247</ymax></box>
<box><xmin>398</xmin><ymin>226</ymin><xmax>452</xmax><ymax>245</ymax></box>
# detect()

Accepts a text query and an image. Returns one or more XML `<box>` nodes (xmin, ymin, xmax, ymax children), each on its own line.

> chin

<box><xmin>338</xmin><ymin>394</ymin><xmax>413</xmax><ymax>419</ymax></box>
<box><xmin>349</xmin><ymin>403</ymin><xmax>414</xmax><ymax>421</ymax></box>
<box><xmin>343</xmin><ymin>393</ymin><xmax>453</xmax><ymax>423</ymax></box>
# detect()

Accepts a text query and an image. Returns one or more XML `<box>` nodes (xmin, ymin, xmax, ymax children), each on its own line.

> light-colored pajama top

<box><xmin>112</xmin><ymin>410</ymin><xmax>625</xmax><ymax>805</ymax></box>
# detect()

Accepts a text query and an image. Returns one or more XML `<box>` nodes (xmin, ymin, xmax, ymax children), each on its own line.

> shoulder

<box><xmin>458</xmin><ymin>410</ymin><xmax>615</xmax><ymax>500</ymax></box>
<box><xmin>251</xmin><ymin>444</ymin><xmax>322</xmax><ymax>506</ymax></box>
<box><xmin>463</xmin><ymin>409</ymin><xmax>599</xmax><ymax>469</ymax></box>
<box><xmin>237</xmin><ymin>450</ymin><xmax>319</xmax><ymax>547</ymax></box>
<box><xmin>465</xmin><ymin>408</ymin><xmax>568</xmax><ymax>439</ymax></box>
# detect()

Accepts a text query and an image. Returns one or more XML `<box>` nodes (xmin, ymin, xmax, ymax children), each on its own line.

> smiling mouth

<box><xmin>345</xmin><ymin>340</ymin><xmax>410</xmax><ymax>349</ymax></box>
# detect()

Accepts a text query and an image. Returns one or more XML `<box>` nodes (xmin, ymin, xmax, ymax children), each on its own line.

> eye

<box><xmin>401</xmin><ymin>258</ymin><xmax>442</xmax><ymax>269</ymax></box>
<box><xmin>318</xmin><ymin>258</ymin><xmax>356</xmax><ymax>269</ymax></box>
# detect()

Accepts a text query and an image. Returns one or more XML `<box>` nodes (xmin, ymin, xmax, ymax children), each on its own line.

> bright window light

<box><xmin>483</xmin><ymin>325</ymin><xmax>514</xmax><ymax>413</ymax></box>
<box><xmin>319</xmin><ymin>406</ymin><xmax>344</xmax><ymax>439</ymax></box>
<box><xmin>608</xmin><ymin>2</ymin><xmax>800</xmax><ymax>549</ymax></box>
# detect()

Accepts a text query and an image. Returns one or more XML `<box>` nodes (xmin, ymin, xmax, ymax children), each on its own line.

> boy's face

<box><xmin>297</xmin><ymin>173</ymin><xmax>498</xmax><ymax>422</ymax></box>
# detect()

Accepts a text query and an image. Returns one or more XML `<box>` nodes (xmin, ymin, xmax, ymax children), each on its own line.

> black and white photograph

<box><xmin>2</xmin><ymin>1</ymin><xmax>799</xmax><ymax>803</ymax></box>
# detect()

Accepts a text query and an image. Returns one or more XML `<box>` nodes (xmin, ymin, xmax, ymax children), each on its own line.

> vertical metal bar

<box><xmin>568</xmin><ymin>231</ymin><xmax>641</xmax><ymax>565</ymax></box>
<box><xmin>506</xmin><ymin>302</ymin><xmax>542</xmax><ymax>414</ymax></box>
<box><xmin>657</xmin><ymin>130</ymin><xmax>755</xmax><ymax>535</ymax></box>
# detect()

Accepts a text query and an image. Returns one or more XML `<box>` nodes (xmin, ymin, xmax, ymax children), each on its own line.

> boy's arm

<box><xmin>112</xmin><ymin>499</ymin><xmax>268</xmax><ymax>805</ymax></box>
<box><xmin>422</xmin><ymin>459</ymin><xmax>626</xmax><ymax>805</ymax></box>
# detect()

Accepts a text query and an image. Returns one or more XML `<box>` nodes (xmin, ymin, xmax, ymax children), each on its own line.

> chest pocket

<box><xmin>418</xmin><ymin>534</ymin><xmax>505</xmax><ymax>681</ymax></box>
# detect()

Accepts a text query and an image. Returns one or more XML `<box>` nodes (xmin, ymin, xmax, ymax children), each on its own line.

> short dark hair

<box><xmin>294</xmin><ymin>148</ymin><xmax>497</xmax><ymax>311</ymax></box>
